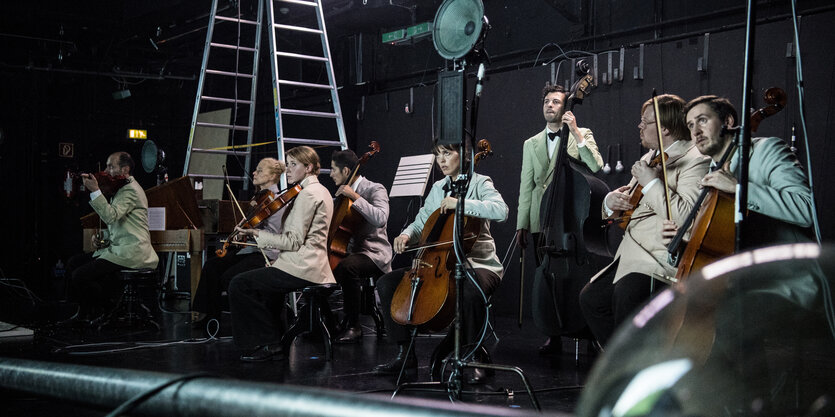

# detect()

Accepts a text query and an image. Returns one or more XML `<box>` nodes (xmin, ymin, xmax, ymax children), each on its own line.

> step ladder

<box><xmin>183</xmin><ymin>0</ymin><xmax>264</xmax><ymax>190</ymax></box>
<box><xmin>265</xmin><ymin>0</ymin><xmax>348</xmax><ymax>188</ymax></box>
<box><xmin>184</xmin><ymin>0</ymin><xmax>347</xmax><ymax>190</ymax></box>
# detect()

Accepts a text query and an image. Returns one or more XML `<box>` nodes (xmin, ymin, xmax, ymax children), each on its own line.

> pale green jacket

<box><xmin>91</xmin><ymin>177</ymin><xmax>159</xmax><ymax>270</ymax></box>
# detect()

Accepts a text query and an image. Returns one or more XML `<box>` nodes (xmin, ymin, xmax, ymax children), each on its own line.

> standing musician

<box><xmin>516</xmin><ymin>82</ymin><xmax>604</xmax><ymax>354</ymax></box>
<box><xmin>374</xmin><ymin>143</ymin><xmax>508</xmax><ymax>384</ymax></box>
<box><xmin>66</xmin><ymin>152</ymin><xmax>159</xmax><ymax>319</ymax></box>
<box><xmin>578</xmin><ymin>94</ymin><xmax>709</xmax><ymax>347</ymax></box>
<box><xmin>328</xmin><ymin>149</ymin><xmax>392</xmax><ymax>343</ymax></box>
<box><xmin>190</xmin><ymin>157</ymin><xmax>286</xmax><ymax>328</ymax></box>
<box><xmin>662</xmin><ymin>95</ymin><xmax>813</xmax><ymax>246</ymax></box>
<box><xmin>227</xmin><ymin>146</ymin><xmax>335</xmax><ymax>362</ymax></box>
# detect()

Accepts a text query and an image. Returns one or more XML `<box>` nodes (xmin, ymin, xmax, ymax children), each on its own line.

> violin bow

<box><xmin>651</xmin><ymin>90</ymin><xmax>674</xmax><ymax>221</ymax></box>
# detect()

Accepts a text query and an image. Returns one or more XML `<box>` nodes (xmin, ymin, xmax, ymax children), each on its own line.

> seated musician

<box><xmin>66</xmin><ymin>152</ymin><xmax>159</xmax><ymax>319</ymax></box>
<box><xmin>674</xmin><ymin>95</ymin><xmax>814</xmax><ymax>245</ymax></box>
<box><xmin>578</xmin><ymin>94</ymin><xmax>709</xmax><ymax>347</ymax></box>
<box><xmin>374</xmin><ymin>142</ymin><xmax>508</xmax><ymax>385</ymax></box>
<box><xmin>516</xmin><ymin>82</ymin><xmax>604</xmax><ymax>354</ymax></box>
<box><xmin>328</xmin><ymin>149</ymin><xmax>392</xmax><ymax>343</ymax></box>
<box><xmin>191</xmin><ymin>157</ymin><xmax>285</xmax><ymax>328</ymax></box>
<box><xmin>227</xmin><ymin>146</ymin><xmax>335</xmax><ymax>362</ymax></box>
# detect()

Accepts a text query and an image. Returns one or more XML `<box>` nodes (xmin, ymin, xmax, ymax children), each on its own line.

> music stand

<box><xmin>389</xmin><ymin>154</ymin><xmax>436</xmax><ymax>198</ymax></box>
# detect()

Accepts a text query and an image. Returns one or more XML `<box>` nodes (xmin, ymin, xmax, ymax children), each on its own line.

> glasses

<box><xmin>640</xmin><ymin>119</ymin><xmax>657</xmax><ymax>126</ymax></box>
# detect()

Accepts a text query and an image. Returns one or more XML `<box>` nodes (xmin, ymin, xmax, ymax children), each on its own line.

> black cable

<box><xmin>103</xmin><ymin>372</ymin><xmax>217</xmax><ymax>417</ymax></box>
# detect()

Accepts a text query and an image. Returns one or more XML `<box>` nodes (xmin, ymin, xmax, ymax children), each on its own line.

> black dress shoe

<box><xmin>334</xmin><ymin>325</ymin><xmax>363</xmax><ymax>344</ymax></box>
<box><xmin>538</xmin><ymin>337</ymin><xmax>563</xmax><ymax>355</ymax></box>
<box><xmin>240</xmin><ymin>344</ymin><xmax>284</xmax><ymax>362</ymax></box>
<box><xmin>373</xmin><ymin>345</ymin><xmax>417</xmax><ymax>375</ymax></box>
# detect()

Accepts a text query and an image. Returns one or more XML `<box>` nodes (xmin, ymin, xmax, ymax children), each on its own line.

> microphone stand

<box><xmin>392</xmin><ymin>59</ymin><xmax>540</xmax><ymax>411</ymax></box>
<box><xmin>735</xmin><ymin>0</ymin><xmax>756</xmax><ymax>252</ymax></box>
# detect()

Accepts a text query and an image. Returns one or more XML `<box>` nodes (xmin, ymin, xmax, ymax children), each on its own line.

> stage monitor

<box><xmin>436</xmin><ymin>70</ymin><xmax>465</xmax><ymax>146</ymax></box>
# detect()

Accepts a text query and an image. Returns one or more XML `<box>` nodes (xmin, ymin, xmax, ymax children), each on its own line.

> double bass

<box><xmin>390</xmin><ymin>140</ymin><xmax>493</xmax><ymax>332</ymax></box>
<box><xmin>327</xmin><ymin>141</ymin><xmax>381</xmax><ymax>270</ymax></box>
<box><xmin>667</xmin><ymin>87</ymin><xmax>787</xmax><ymax>281</ymax></box>
<box><xmin>530</xmin><ymin>61</ymin><xmax>612</xmax><ymax>338</ymax></box>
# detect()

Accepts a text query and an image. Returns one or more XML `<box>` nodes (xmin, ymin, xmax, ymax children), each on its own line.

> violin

<box><xmin>216</xmin><ymin>184</ymin><xmax>302</xmax><ymax>257</ymax></box>
<box><xmin>608</xmin><ymin>151</ymin><xmax>669</xmax><ymax>229</ymax></box>
<box><xmin>667</xmin><ymin>87</ymin><xmax>787</xmax><ymax>282</ymax></box>
<box><xmin>390</xmin><ymin>140</ymin><xmax>493</xmax><ymax>332</ymax></box>
<box><xmin>327</xmin><ymin>141</ymin><xmax>381</xmax><ymax>270</ymax></box>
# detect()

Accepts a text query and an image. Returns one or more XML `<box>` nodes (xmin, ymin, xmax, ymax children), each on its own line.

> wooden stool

<box><xmin>96</xmin><ymin>268</ymin><xmax>159</xmax><ymax>330</ymax></box>
<box><xmin>281</xmin><ymin>284</ymin><xmax>338</xmax><ymax>360</ymax></box>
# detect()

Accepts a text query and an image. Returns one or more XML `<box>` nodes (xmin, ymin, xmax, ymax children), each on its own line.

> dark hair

<box><xmin>331</xmin><ymin>149</ymin><xmax>359</xmax><ymax>173</ymax></box>
<box><xmin>641</xmin><ymin>94</ymin><xmax>690</xmax><ymax>141</ymax></box>
<box><xmin>431</xmin><ymin>143</ymin><xmax>460</xmax><ymax>156</ymax></box>
<box><xmin>542</xmin><ymin>82</ymin><xmax>567</xmax><ymax>101</ymax></box>
<box><xmin>684</xmin><ymin>95</ymin><xmax>739</xmax><ymax>128</ymax></box>
<box><xmin>112</xmin><ymin>151</ymin><xmax>134</xmax><ymax>174</ymax></box>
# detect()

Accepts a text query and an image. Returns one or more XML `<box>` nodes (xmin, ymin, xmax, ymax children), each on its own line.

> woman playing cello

<box><xmin>374</xmin><ymin>142</ymin><xmax>508</xmax><ymax>385</ymax></box>
<box><xmin>191</xmin><ymin>157</ymin><xmax>286</xmax><ymax>328</ymax></box>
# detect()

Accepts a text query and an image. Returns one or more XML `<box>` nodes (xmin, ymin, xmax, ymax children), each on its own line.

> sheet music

<box><xmin>148</xmin><ymin>207</ymin><xmax>166</xmax><ymax>231</ymax></box>
<box><xmin>389</xmin><ymin>154</ymin><xmax>435</xmax><ymax>198</ymax></box>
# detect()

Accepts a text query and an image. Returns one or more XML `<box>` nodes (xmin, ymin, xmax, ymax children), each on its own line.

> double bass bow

<box><xmin>390</xmin><ymin>140</ymin><xmax>493</xmax><ymax>332</ymax></box>
<box><xmin>327</xmin><ymin>141</ymin><xmax>381</xmax><ymax>270</ymax></box>
<box><xmin>667</xmin><ymin>87</ymin><xmax>787</xmax><ymax>282</ymax></box>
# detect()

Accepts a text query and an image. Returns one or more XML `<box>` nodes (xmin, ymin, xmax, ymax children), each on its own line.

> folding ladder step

<box><xmin>282</xmin><ymin>137</ymin><xmax>344</xmax><ymax>147</ymax></box>
<box><xmin>211</xmin><ymin>42</ymin><xmax>257</xmax><ymax>52</ymax></box>
<box><xmin>280</xmin><ymin>108</ymin><xmax>338</xmax><ymax>118</ymax></box>
<box><xmin>273</xmin><ymin>23</ymin><xmax>323</xmax><ymax>34</ymax></box>
<box><xmin>190</xmin><ymin>148</ymin><xmax>253</xmax><ymax>156</ymax></box>
<box><xmin>278</xmin><ymin>0</ymin><xmax>318</xmax><ymax>7</ymax></box>
<box><xmin>195</xmin><ymin>121</ymin><xmax>252</xmax><ymax>131</ymax></box>
<box><xmin>200</xmin><ymin>95</ymin><xmax>253</xmax><ymax>105</ymax></box>
<box><xmin>206</xmin><ymin>69</ymin><xmax>255</xmax><ymax>79</ymax></box>
<box><xmin>187</xmin><ymin>174</ymin><xmax>248</xmax><ymax>181</ymax></box>
<box><xmin>275</xmin><ymin>51</ymin><xmax>328</xmax><ymax>62</ymax></box>
<box><xmin>214</xmin><ymin>15</ymin><xmax>258</xmax><ymax>25</ymax></box>
<box><xmin>278</xmin><ymin>79</ymin><xmax>333</xmax><ymax>90</ymax></box>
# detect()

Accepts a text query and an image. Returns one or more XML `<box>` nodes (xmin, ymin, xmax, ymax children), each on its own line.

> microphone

<box><xmin>790</xmin><ymin>123</ymin><xmax>798</xmax><ymax>153</ymax></box>
<box><xmin>602</xmin><ymin>145</ymin><xmax>612</xmax><ymax>174</ymax></box>
<box><xmin>615</xmin><ymin>144</ymin><xmax>624</xmax><ymax>173</ymax></box>
<box><xmin>475</xmin><ymin>63</ymin><xmax>486</xmax><ymax>97</ymax></box>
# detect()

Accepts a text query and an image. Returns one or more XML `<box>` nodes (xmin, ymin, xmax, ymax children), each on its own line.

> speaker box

<box><xmin>436</xmin><ymin>70</ymin><xmax>465</xmax><ymax>145</ymax></box>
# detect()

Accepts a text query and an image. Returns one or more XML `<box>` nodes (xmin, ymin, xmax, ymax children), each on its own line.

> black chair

<box><xmin>96</xmin><ymin>268</ymin><xmax>159</xmax><ymax>330</ymax></box>
<box><xmin>280</xmin><ymin>283</ymin><xmax>338</xmax><ymax>360</ymax></box>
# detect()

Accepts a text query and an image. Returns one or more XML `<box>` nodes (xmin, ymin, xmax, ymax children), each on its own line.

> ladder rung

<box><xmin>278</xmin><ymin>80</ymin><xmax>333</xmax><ymax>90</ymax></box>
<box><xmin>214</xmin><ymin>15</ymin><xmax>258</xmax><ymax>25</ymax></box>
<box><xmin>188</xmin><ymin>174</ymin><xmax>249</xmax><ymax>181</ymax></box>
<box><xmin>280</xmin><ymin>108</ymin><xmax>338</xmax><ymax>118</ymax></box>
<box><xmin>273</xmin><ymin>24</ymin><xmax>323</xmax><ymax>34</ymax></box>
<box><xmin>211</xmin><ymin>42</ymin><xmax>256</xmax><ymax>52</ymax></box>
<box><xmin>195</xmin><ymin>122</ymin><xmax>252</xmax><ymax>131</ymax></box>
<box><xmin>283</xmin><ymin>137</ymin><xmax>344</xmax><ymax>147</ymax></box>
<box><xmin>200</xmin><ymin>95</ymin><xmax>253</xmax><ymax>105</ymax></box>
<box><xmin>190</xmin><ymin>148</ymin><xmax>253</xmax><ymax>156</ymax></box>
<box><xmin>277</xmin><ymin>0</ymin><xmax>318</xmax><ymax>7</ymax></box>
<box><xmin>276</xmin><ymin>51</ymin><xmax>328</xmax><ymax>62</ymax></box>
<box><xmin>206</xmin><ymin>69</ymin><xmax>254</xmax><ymax>79</ymax></box>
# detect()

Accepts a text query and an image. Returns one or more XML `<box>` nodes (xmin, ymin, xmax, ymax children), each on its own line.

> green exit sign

<box><xmin>382</xmin><ymin>29</ymin><xmax>406</xmax><ymax>43</ymax></box>
<box><xmin>406</xmin><ymin>22</ymin><xmax>432</xmax><ymax>38</ymax></box>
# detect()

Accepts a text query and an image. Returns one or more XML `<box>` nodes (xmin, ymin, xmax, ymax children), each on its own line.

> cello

<box><xmin>327</xmin><ymin>141</ymin><xmax>381</xmax><ymax>270</ymax></box>
<box><xmin>667</xmin><ymin>87</ymin><xmax>787</xmax><ymax>281</ymax></box>
<box><xmin>390</xmin><ymin>140</ymin><xmax>493</xmax><ymax>332</ymax></box>
<box><xmin>531</xmin><ymin>61</ymin><xmax>612</xmax><ymax>338</ymax></box>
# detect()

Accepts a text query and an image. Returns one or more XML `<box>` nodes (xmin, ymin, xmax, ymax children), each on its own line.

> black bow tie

<box><xmin>547</xmin><ymin>132</ymin><xmax>559</xmax><ymax>141</ymax></box>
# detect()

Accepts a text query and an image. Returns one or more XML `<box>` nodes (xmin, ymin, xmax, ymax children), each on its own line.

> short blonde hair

<box><xmin>259</xmin><ymin>157</ymin><xmax>285</xmax><ymax>183</ymax></box>
<box><xmin>285</xmin><ymin>146</ymin><xmax>321</xmax><ymax>175</ymax></box>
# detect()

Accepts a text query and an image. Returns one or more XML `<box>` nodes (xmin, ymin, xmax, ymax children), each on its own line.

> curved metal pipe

<box><xmin>0</xmin><ymin>357</ymin><xmax>553</xmax><ymax>417</ymax></box>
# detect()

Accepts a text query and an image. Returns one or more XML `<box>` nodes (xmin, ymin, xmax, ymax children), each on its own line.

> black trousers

<box><xmin>66</xmin><ymin>252</ymin><xmax>124</xmax><ymax>313</ymax></box>
<box><xmin>578</xmin><ymin>266</ymin><xmax>664</xmax><ymax>346</ymax></box>
<box><xmin>228</xmin><ymin>266</ymin><xmax>311</xmax><ymax>349</ymax></box>
<box><xmin>192</xmin><ymin>251</ymin><xmax>267</xmax><ymax>319</ymax></box>
<box><xmin>332</xmin><ymin>253</ymin><xmax>384</xmax><ymax>325</ymax></box>
<box><xmin>376</xmin><ymin>266</ymin><xmax>500</xmax><ymax>349</ymax></box>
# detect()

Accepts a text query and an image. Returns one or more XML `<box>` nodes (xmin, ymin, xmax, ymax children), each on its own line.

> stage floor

<box><xmin>0</xmin><ymin>298</ymin><xmax>596</xmax><ymax>416</ymax></box>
